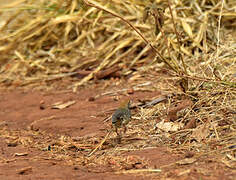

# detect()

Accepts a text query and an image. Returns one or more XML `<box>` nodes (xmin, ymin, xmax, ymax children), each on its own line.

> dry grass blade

<box><xmin>87</xmin><ymin>130</ymin><xmax>112</xmax><ymax>157</ymax></box>
<box><xmin>116</xmin><ymin>169</ymin><xmax>162</xmax><ymax>174</ymax></box>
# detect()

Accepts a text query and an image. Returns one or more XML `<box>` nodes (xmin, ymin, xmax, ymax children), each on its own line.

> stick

<box><xmin>87</xmin><ymin>130</ymin><xmax>112</xmax><ymax>157</ymax></box>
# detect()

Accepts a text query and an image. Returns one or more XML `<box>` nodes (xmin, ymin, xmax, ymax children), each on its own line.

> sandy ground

<box><xmin>0</xmin><ymin>81</ymin><xmax>235</xmax><ymax>180</ymax></box>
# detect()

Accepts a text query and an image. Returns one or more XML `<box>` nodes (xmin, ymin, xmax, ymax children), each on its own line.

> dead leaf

<box><xmin>184</xmin><ymin>118</ymin><xmax>196</xmax><ymax>129</ymax></box>
<box><xmin>51</xmin><ymin>100</ymin><xmax>76</xmax><ymax>109</ymax></box>
<box><xmin>191</xmin><ymin>122</ymin><xmax>210</xmax><ymax>142</ymax></box>
<box><xmin>167</xmin><ymin>99</ymin><xmax>192</xmax><ymax>121</ymax></box>
<box><xmin>94</xmin><ymin>65</ymin><xmax>121</xmax><ymax>79</ymax></box>
<box><xmin>156</xmin><ymin>120</ymin><xmax>184</xmax><ymax>132</ymax></box>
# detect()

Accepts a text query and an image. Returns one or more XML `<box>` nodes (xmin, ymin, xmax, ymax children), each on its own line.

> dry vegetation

<box><xmin>0</xmin><ymin>0</ymin><xmax>235</xmax><ymax>175</ymax></box>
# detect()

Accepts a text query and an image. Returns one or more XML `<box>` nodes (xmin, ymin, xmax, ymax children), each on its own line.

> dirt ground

<box><xmin>0</xmin><ymin>80</ymin><xmax>235</xmax><ymax>180</ymax></box>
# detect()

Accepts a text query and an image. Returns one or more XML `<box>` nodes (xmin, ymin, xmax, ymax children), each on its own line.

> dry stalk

<box><xmin>167</xmin><ymin>0</ymin><xmax>187</xmax><ymax>74</ymax></box>
<box><xmin>83</xmin><ymin>0</ymin><xmax>177</xmax><ymax>73</ymax></box>
<box><xmin>87</xmin><ymin>130</ymin><xmax>112</xmax><ymax>157</ymax></box>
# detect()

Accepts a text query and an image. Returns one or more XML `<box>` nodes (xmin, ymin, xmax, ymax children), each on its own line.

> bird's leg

<box><xmin>114</xmin><ymin>126</ymin><xmax>122</xmax><ymax>138</ymax></box>
<box><xmin>123</xmin><ymin>125</ymin><xmax>127</xmax><ymax>134</ymax></box>
<box><xmin>114</xmin><ymin>127</ymin><xmax>119</xmax><ymax>136</ymax></box>
<box><xmin>114</xmin><ymin>128</ymin><xmax>122</xmax><ymax>144</ymax></box>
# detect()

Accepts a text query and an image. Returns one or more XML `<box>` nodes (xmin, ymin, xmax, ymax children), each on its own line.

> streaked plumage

<box><xmin>112</xmin><ymin>100</ymin><xmax>131</xmax><ymax>136</ymax></box>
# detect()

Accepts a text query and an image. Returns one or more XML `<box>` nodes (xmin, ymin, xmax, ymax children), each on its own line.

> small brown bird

<box><xmin>112</xmin><ymin>100</ymin><xmax>132</xmax><ymax>136</ymax></box>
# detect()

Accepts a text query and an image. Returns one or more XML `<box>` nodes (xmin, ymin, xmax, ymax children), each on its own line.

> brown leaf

<box><xmin>191</xmin><ymin>122</ymin><xmax>210</xmax><ymax>142</ymax></box>
<box><xmin>94</xmin><ymin>65</ymin><xmax>121</xmax><ymax>79</ymax></box>
<box><xmin>167</xmin><ymin>99</ymin><xmax>192</xmax><ymax>121</ymax></box>
<box><xmin>156</xmin><ymin>120</ymin><xmax>184</xmax><ymax>132</ymax></box>
<box><xmin>184</xmin><ymin>118</ymin><xmax>196</xmax><ymax>129</ymax></box>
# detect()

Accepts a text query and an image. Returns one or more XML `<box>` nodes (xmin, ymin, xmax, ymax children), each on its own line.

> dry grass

<box><xmin>0</xmin><ymin>0</ymin><xmax>235</xmax><ymax>173</ymax></box>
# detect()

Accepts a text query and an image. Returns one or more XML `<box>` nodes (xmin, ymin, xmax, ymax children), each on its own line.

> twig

<box><xmin>216</xmin><ymin>0</ymin><xmax>224</xmax><ymax>60</ymax></box>
<box><xmin>167</xmin><ymin>0</ymin><xmax>187</xmax><ymax>74</ymax></box>
<box><xmin>142</xmin><ymin>95</ymin><xmax>170</xmax><ymax>108</ymax></box>
<box><xmin>87</xmin><ymin>130</ymin><xmax>112</xmax><ymax>157</ymax></box>
<box><xmin>181</xmin><ymin>74</ymin><xmax>236</xmax><ymax>87</ymax></box>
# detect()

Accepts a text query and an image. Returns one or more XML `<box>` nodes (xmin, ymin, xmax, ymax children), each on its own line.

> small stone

<box><xmin>39</xmin><ymin>100</ymin><xmax>46</xmax><ymax>110</ymax></box>
<box><xmin>88</xmin><ymin>97</ymin><xmax>95</xmax><ymax>101</ymax></box>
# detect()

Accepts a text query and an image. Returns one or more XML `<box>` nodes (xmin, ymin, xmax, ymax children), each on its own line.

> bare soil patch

<box><xmin>0</xmin><ymin>80</ymin><xmax>235</xmax><ymax>180</ymax></box>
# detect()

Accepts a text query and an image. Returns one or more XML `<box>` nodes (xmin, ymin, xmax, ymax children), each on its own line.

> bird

<box><xmin>112</xmin><ymin>100</ymin><xmax>132</xmax><ymax>137</ymax></box>
<box><xmin>88</xmin><ymin>100</ymin><xmax>131</xmax><ymax>156</ymax></box>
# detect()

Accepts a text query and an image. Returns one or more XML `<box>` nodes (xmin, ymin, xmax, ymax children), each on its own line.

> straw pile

<box><xmin>0</xmin><ymin>0</ymin><xmax>234</xmax><ymax>87</ymax></box>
